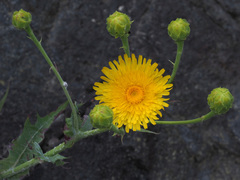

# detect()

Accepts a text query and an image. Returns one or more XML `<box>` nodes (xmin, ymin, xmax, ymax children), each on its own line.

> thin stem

<box><xmin>0</xmin><ymin>129</ymin><xmax>108</xmax><ymax>179</ymax></box>
<box><xmin>65</xmin><ymin>128</ymin><xmax>108</xmax><ymax>148</ymax></box>
<box><xmin>168</xmin><ymin>41</ymin><xmax>184</xmax><ymax>84</ymax></box>
<box><xmin>120</xmin><ymin>34</ymin><xmax>130</xmax><ymax>57</ymax></box>
<box><xmin>155</xmin><ymin>111</ymin><xmax>216</xmax><ymax>125</ymax></box>
<box><xmin>24</xmin><ymin>26</ymin><xmax>79</xmax><ymax>134</ymax></box>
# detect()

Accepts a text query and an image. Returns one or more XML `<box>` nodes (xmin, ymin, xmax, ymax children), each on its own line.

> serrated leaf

<box><xmin>0</xmin><ymin>101</ymin><xmax>68</xmax><ymax>178</ymax></box>
<box><xmin>80</xmin><ymin>115</ymin><xmax>93</xmax><ymax>132</ymax></box>
<box><xmin>54</xmin><ymin>158</ymin><xmax>66</xmax><ymax>166</ymax></box>
<box><xmin>64</xmin><ymin>103</ymin><xmax>88</xmax><ymax>137</ymax></box>
<box><xmin>33</xmin><ymin>142</ymin><xmax>66</xmax><ymax>165</ymax></box>
<box><xmin>0</xmin><ymin>85</ymin><xmax>9</xmax><ymax>112</ymax></box>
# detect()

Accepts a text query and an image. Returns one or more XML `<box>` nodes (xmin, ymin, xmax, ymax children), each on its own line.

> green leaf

<box><xmin>0</xmin><ymin>85</ymin><xmax>9</xmax><ymax>112</ymax></box>
<box><xmin>80</xmin><ymin>115</ymin><xmax>93</xmax><ymax>131</ymax></box>
<box><xmin>64</xmin><ymin>103</ymin><xmax>91</xmax><ymax>137</ymax></box>
<box><xmin>64</xmin><ymin>117</ymin><xmax>74</xmax><ymax>137</ymax></box>
<box><xmin>32</xmin><ymin>142</ymin><xmax>66</xmax><ymax>165</ymax></box>
<box><xmin>0</xmin><ymin>101</ymin><xmax>68</xmax><ymax>179</ymax></box>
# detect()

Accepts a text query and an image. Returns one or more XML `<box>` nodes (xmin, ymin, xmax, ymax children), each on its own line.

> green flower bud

<box><xmin>89</xmin><ymin>105</ymin><xmax>113</xmax><ymax>129</ymax></box>
<box><xmin>106</xmin><ymin>11</ymin><xmax>132</xmax><ymax>38</ymax></box>
<box><xmin>207</xmin><ymin>87</ymin><xmax>234</xmax><ymax>115</ymax></box>
<box><xmin>168</xmin><ymin>18</ymin><xmax>190</xmax><ymax>42</ymax></box>
<box><xmin>12</xmin><ymin>9</ymin><xmax>32</xmax><ymax>30</ymax></box>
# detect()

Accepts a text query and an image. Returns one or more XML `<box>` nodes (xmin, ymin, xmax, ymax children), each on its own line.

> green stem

<box><xmin>24</xmin><ymin>26</ymin><xmax>79</xmax><ymax>134</ymax></box>
<box><xmin>0</xmin><ymin>129</ymin><xmax>108</xmax><ymax>179</ymax></box>
<box><xmin>65</xmin><ymin>128</ymin><xmax>108</xmax><ymax>148</ymax></box>
<box><xmin>120</xmin><ymin>34</ymin><xmax>130</xmax><ymax>57</ymax></box>
<box><xmin>155</xmin><ymin>111</ymin><xmax>216</xmax><ymax>125</ymax></box>
<box><xmin>0</xmin><ymin>159</ymin><xmax>39</xmax><ymax>179</ymax></box>
<box><xmin>168</xmin><ymin>41</ymin><xmax>184</xmax><ymax>84</ymax></box>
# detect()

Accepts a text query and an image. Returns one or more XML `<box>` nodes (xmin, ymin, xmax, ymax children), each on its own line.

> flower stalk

<box><xmin>120</xmin><ymin>34</ymin><xmax>130</xmax><ymax>57</ymax></box>
<box><xmin>167</xmin><ymin>18</ymin><xmax>190</xmax><ymax>84</ymax></box>
<box><xmin>155</xmin><ymin>111</ymin><xmax>216</xmax><ymax>125</ymax></box>
<box><xmin>167</xmin><ymin>41</ymin><xmax>184</xmax><ymax>84</ymax></box>
<box><xmin>24</xmin><ymin>26</ymin><xmax>79</xmax><ymax>134</ymax></box>
<box><xmin>106</xmin><ymin>11</ymin><xmax>132</xmax><ymax>57</ymax></box>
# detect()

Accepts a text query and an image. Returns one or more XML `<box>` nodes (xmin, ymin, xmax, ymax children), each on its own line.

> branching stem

<box><xmin>24</xmin><ymin>26</ymin><xmax>79</xmax><ymax>134</ymax></box>
<box><xmin>0</xmin><ymin>129</ymin><xmax>108</xmax><ymax>179</ymax></box>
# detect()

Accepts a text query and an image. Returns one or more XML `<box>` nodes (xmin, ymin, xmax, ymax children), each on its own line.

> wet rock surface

<box><xmin>0</xmin><ymin>0</ymin><xmax>240</xmax><ymax>179</ymax></box>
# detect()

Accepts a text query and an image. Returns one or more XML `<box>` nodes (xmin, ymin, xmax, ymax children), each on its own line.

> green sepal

<box><xmin>32</xmin><ymin>142</ymin><xmax>66</xmax><ymax>166</ymax></box>
<box><xmin>111</xmin><ymin>126</ymin><xmax>125</xmax><ymax>143</ymax></box>
<box><xmin>137</xmin><ymin>128</ymin><xmax>159</xmax><ymax>134</ymax></box>
<box><xmin>0</xmin><ymin>85</ymin><xmax>9</xmax><ymax>112</ymax></box>
<box><xmin>111</xmin><ymin>126</ymin><xmax>125</xmax><ymax>144</ymax></box>
<box><xmin>0</xmin><ymin>101</ymin><xmax>68</xmax><ymax>178</ymax></box>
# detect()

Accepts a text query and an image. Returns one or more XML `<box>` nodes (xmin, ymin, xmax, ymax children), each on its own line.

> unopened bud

<box><xmin>89</xmin><ymin>105</ymin><xmax>113</xmax><ymax>129</ymax></box>
<box><xmin>12</xmin><ymin>9</ymin><xmax>32</xmax><ymax>30</ymax></box>
<box><xmin>106</xmin><ymin>11</ymin><xmax>132</xmax><ymax>38</ymax></box>
<box><xmin>207</xmin><ymin>87</ymin><xmax>234</xmax><ymax>115</ymax></box>
<box><xmin>168</xmin><ymin>18</ymin><xmax>190</xmax><ymax>42</ymax></box>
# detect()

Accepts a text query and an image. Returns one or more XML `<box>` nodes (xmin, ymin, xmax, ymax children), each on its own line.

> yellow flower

<box><xmin>93</xmin><ymin>54</ymin><xmax>173</xmax><ymax>133</ymax></box>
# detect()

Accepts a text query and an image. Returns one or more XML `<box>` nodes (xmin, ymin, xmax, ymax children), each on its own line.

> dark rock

<box><xmin>0</xmin><ymin>0</ymin><xmax>239</xmax><ymax>179</ymax></box>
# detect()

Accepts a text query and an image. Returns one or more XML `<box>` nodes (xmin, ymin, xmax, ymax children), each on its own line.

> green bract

<box><xmin>89</xmin><ymin>105</ymin><xmax>113</xmax><ymax>129</ymax></box>
<box><xmin>106</xmin><ymin>11</ymin><xmax>132</xmax><ymax>38</ymax></box>
<box><xmin>207</xmin><ymin>87</ymin><xmax>234</xmax><ymax>115</ymax></box>
<box><xmin>12</xmin><ymin>9</ymin><xmax>32</xmax><ymax>30</ymax></box>
<box><xmin>168</xmin><ymin>18</ymin><xmax>190</xmax><ymax>42</ymax></box>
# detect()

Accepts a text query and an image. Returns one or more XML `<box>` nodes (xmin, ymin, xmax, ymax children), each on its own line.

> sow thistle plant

<box><xmin>0</xmin><ymin>9</ymin><xmax>234</xmax><ymax>179</ymax></box>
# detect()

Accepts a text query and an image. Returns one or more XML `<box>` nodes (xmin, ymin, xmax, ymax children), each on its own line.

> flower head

<box><xmin>12</xmin><ymin>9</ymin><xmax>32</xmax><ymax>30</ymax></box>
<box><xmin>106</xmin><ymin>11</ymin><xmax>132</xmax><ymax>38</ymax></box>
<box><xmin>93</xmin><ymin>54</ymin><xmax>173</xmax><ymax>133</ymax></box>
<box><xmin>89</xmin><ymin>105</ymin><xmax>113</xmax><ymax>129</ymax></box>
<box><xmin>168</xmin><ymin>18</ymin><xmax>190</xmax><ymax>42</ymax></box>
<box><xmin>207</xmin><ymin>87</ymin><xmax>233</xmax><ymax>115</ymax></box>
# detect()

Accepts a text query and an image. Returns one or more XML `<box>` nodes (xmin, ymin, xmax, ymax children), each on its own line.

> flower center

<box><xmin>126</xmin><ymin>85</ymin><xmax>144</xmax><ymax>104</ymax></box>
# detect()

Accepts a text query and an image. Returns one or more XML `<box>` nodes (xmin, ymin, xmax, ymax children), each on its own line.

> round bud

<box><xmin>168</xmin><ymin>18</ymin><xmax>190</xmax><ymax>42</ymax></box>
<box><xmin>106</xmin><ymin>11</ymin><xmax>132</xmax><ymax>38</ymax></box>
<box><xmin>207</xmin><ymin>87</ymin><xmax>234</xmax><ymax>115</ymax></box>
<box><xmin>12</xmin><ymin>9</ymin><xmax>32</xmax><ymax>30</ymax></box>
<box><xmin>89</xmin><ymin>105</ymin><xmax>113</xmax><ymax>129</ymax></box>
